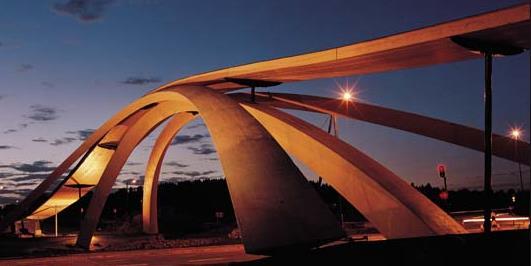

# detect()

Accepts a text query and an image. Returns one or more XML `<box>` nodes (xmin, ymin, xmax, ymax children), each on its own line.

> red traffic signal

<box><xmin>437</xmin><ymin>164</ymin><xmax>446</xmax><ymax>178</ymax></box>
<box><xmin>439</xmin><ymin>191</ymin><xmax>449</xmax><ymax>200</ymax></box>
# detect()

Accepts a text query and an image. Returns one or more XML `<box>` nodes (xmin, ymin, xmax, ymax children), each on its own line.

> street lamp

<box><xmin>509</xmin><ymin>128</ymin><xmax>524</xmax><ymax>191</ymax></box>
<box><xmin>341</xmin><ymin>91</ymin><xmax>353</xmax><ymax>102</ymax></box>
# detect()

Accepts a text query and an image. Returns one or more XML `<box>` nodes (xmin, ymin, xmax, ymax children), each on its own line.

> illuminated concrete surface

<box><xmin>76</xmin><ymin>101</ymin><xmax>188</xmax><ymax>248</ymax></box>
<box><xmin>1</xmin><ymin>3</ymin><xmax>529</xmax><ymax>256</ymax></box>
<box><xmin>152</xmin><ymin>4</ymin><xmax>529</xmax><ymax>91</ymax></box>
<box><xmin>244</xmin><ymin>92</ymin><xmax>530</xmax><ymax>166</ymax></box>
<box><xmin>159</xmin><ymin>86</ymin><xmax>344</xmax><ymax>254</ymax></box>
<box><xmin>73</xmin><ymin>86</ymin><xmax>343</xmax><ymax>253</ymax></box>
<box><xmin>239</xmin><ymin>102</ymin><xmax>466</xmax><ymax>238</ymax></box>
<box><xmin>142</xmin><ymin>113</ymin><xmax>197</xmax><ymax>234</ymax></box>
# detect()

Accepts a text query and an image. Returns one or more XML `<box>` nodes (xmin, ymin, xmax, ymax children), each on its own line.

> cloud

<box><xmin>0</xmin><ymin>160</ymin><xmax>55</xmax><ymax>173</ymax></box>
<box><xmin>32</xmin><ymin>137</ymin><xmax>48</xmax><ymax>143</ymax></box>
<box><xmin>187</xmin><ymin>144</ymin><xmax>216</xmax><ymax>155</ymax></box>
<box><xmin>186</xmin><ymin>123</ymin><xmax>206</xmax><ymax>130</ymax></box>
<box><xmin>120</xmin><ymin>170</ymin><xmax>140</xmax><ymax>176</ymax></box>
<box><xmin>41</xmin><ymin>81</ymin><xmax>55</xmax><ymax>88</ymax></box>
<box><xmin>121</xmin><ymin>77</ymin><xmax>161</xmax><ymax>85</ymax></box>
<box><xmin>3</xmin><ymin>123</ymin><xmax>31</xmax><ymax>134</ymax></box>
<box><xmin>170</xmin><ymin>170</ymin><xmax>216</xmax><ymax>177</ymax></box>
<box><xmin>170</xmin><ymin>134</ymin><xmax>208</xmax><ymax>145</ymax></box>
<box><xmin>17</xmin><ymin>64</ymin><xmax>33</xmax><ymax>72</ymax></box>
<box><xmin>50</xmin><ymin>137</ymin><xmax>77</xmax><ymax>146</ymax></box>
<box><xmin>9</xmin><ymin>174</ymin><xmax>47</xmax><ymax>182</ymax></box>
<box><xmin>47</xmin><ymin>128</ymin><xmax>95</xmax><ymax>146</ymax></box>
<box><xmin>0</xmin><ymin>145</ymin><xmax>16</xmax><ymax>150</ymax></box>
<box><xmin>66</xmin><ymin>128</ymin><xmax>95</xmax><ymax>140</ymax></box>
<box><xmin>52</xmin><ymin>0</ymin><xmax>115</xmax><ymax>22</ymax></box>
<box><xmin>126</xmin><ymin>162</ymin><xmax>142</xmax><ymax>166</ymax></box>
<box><xmin>164</xmin><ymin>161</ymin><xmax>189</xmax><ymax>168</ymax></box>
<box><xmin>1</xmin><ymin>188</ymin><xmax>33</xmax><ymax>197</ymax></box>
<box><xmin>0</xmin><ymin>172</ymin><xmax>17</xmax><ymax>179</ymax></box>
<box><xmin>15</xmin><ymin>181</ymin><xmax>41</xmax><ymax>187</ymax></box>
<box><xmin>26</xmin><ymin>105</ymin><xmax>59</xmax><ymax>121</ymax></box>
<box><xmin>165</xmin><ymin>174</ymin><xmax>223</xmax><ymax>184</ymax></box>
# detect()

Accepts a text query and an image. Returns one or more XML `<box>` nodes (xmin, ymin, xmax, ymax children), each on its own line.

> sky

<box><xmin>0</xmin><ymin>0</ymin><xmax>529</xmax><ymax>205</ymax></box>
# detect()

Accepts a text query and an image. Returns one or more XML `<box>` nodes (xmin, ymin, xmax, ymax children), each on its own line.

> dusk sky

<box><xmin>0</xmin><ymin>0</ymin><xmax>529</xmax><ymax>205</ymax></box>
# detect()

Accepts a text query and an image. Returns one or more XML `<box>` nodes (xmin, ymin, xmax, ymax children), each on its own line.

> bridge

<box><xmin>0</xmin><ymin>3</ymin><xmax>529</xmax><ymax>256</ymax></box>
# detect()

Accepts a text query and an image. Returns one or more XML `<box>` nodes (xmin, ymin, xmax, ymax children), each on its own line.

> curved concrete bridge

<box><xmin>0</xmin><ymin>3</ymin><xmax>528</xmax><ymax>255</ymax></box>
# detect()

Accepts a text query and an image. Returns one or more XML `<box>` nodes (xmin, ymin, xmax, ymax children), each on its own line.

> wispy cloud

<box><xmin>66</xmin><ymin>128</ymin><xmax>95</xmax><ymax>140</ymax></box>
<box><xmin>41</xmin><ymin>81</ymin><xmax>55</xmax><ymax>88</ymax></box>
<box><xmin>9</xmin><ymin>174</ymin><xmax>48</xmax><ymax>183</ymax></box>
<box><xmin>170</xmin><ymin>134</ymin><xmax>209</xmax><ymax>145</ymax></box>
<box><xmin>121</xmin><ymin>76</ymin><xmax>161</xmax><ymax>85</ymax></box>
<box><xmin>0</xmin><ymin>160</ymin><xmax>55</xmax><ymax>173</ymax></box>
<box><xmin>187</xmin><ymin>144</ymin><xmax>216</xmax><ymax>155</ymax></box>
<box><xmin>170</xmin><ymin>170</ymin><xmax>216</xmax><ymax>177</ymax></box>
<box><xmin>120</xmin><ymin>170</ymin><xmax>141</xmax><ymax>176</ymax></box>
<box><xmin>186</xmin><ymin>123</ymin><xmax>206</xmax><ymax>130</ymax></box>
<box><xmin>17</xmin><ymin>64</ymin><xmax>33</xmax><ymax>72</ymax></box>
<box><xmin>164</xmin><ymin>161</ymin><xmax>189</xmax><ymax>168</ymax></box>
<box><xmin>32</xmin><ymin>137</ymin><xmax>48</xmax><ymax>143</ymax></box>
<box><xmin>0</xmin><ymin>145</ymin><xmax>16</xmax><ymax>150</ymax></box>
<box><xmin>25</xmin><ymin>105</ymin><xmax>60</xmax><ymax>121</ymax></box>
<box><xmin>3</xmin><ymin>123</ymin><xmax>32</xmax><ymax>134</ymax></box>
<box><xmin>52</xmin><ymin>0</ymin><xmax>115</xmax><ymax>22</ymax></box>
<box><xmin>50</xmin><ymin>137</ymin><xmax>77</xmax><ymax>146</ymax></box>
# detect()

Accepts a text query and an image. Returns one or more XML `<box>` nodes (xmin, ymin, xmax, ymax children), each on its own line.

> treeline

<box><xmin>411</xmin><ymin>182</ymin><xmax>529</xmax><ymax>215</ymax></box>
<box><xmin>1</xmin><ymin>179</ymin><xmax>528</xmax><ymax>237</ymax></box>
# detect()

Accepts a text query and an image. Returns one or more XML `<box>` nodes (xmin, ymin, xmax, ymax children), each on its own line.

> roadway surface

<box><xmin>0</xmin><ymin>244</ymin><xmax>263</xmax><ymax>266</ymax></box>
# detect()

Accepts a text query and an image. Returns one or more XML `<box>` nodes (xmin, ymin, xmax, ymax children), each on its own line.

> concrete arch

<box><xmin>76</xmin><ymin>101</ymin><xmax>187</xmax><ymax>248</ymax></box>
<box><xmin>156</xmin><ymin>86</ymin><xmax>343</xmax><ymax>254</ymax></box>
<box><xmin>239</xmin><ymin>102</ymin><xmax>467</xmax><ymax>238</ymax></box>
<box><xmin>76</xmin><ymin>86</ymin><xmax>343</xmax><ymax>254</ymax></box>
<box><xmin>0</xmin><ymin>91</ymin><xmax>195</xmax><ymax>232</ymax></box>
<box><xmin>142</xmin><ymin>113</ymin><xmax>197</xmax><ymax>234</ymax></box>
<box><xmin>249</xmin><ymin>92</ymin><xmax>530</xmax><ymax>165</ymax></box>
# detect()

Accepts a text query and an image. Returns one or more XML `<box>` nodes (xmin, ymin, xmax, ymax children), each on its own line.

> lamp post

<box><xmin>510</xmin><ymin>128</ymin><xmax>524</xmax><ymax>191</ymax></box>
<box><xmin>126</xmin><ymin>179</ymin><xmax>137</xmax><ymax>219</ymax></box>
<box><xmin>64</xmin><ymin>182</ymin><xmax>95</xmax><ymax>229</ymax></box>
<box><xmin>450</xmin><ymin>36</ymin><xmax>523</xmax><ymax>234</ymax></box>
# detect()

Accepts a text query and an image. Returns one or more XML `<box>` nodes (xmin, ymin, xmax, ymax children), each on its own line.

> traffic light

<box><xmin>439</xmin><ymin>190</ymin><xmax>449</xmax><ymax>200</ymax></box>
<box><xmin>437</xmin><ymin>164</ymin><xmax>446</xmax><ymax>178</ymax></box>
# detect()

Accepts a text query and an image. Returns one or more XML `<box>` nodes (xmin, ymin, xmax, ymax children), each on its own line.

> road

<box><xmin>0</xmin><ymin>244</ymin><xmax>263</xmax><ymax>266</ymax></box>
